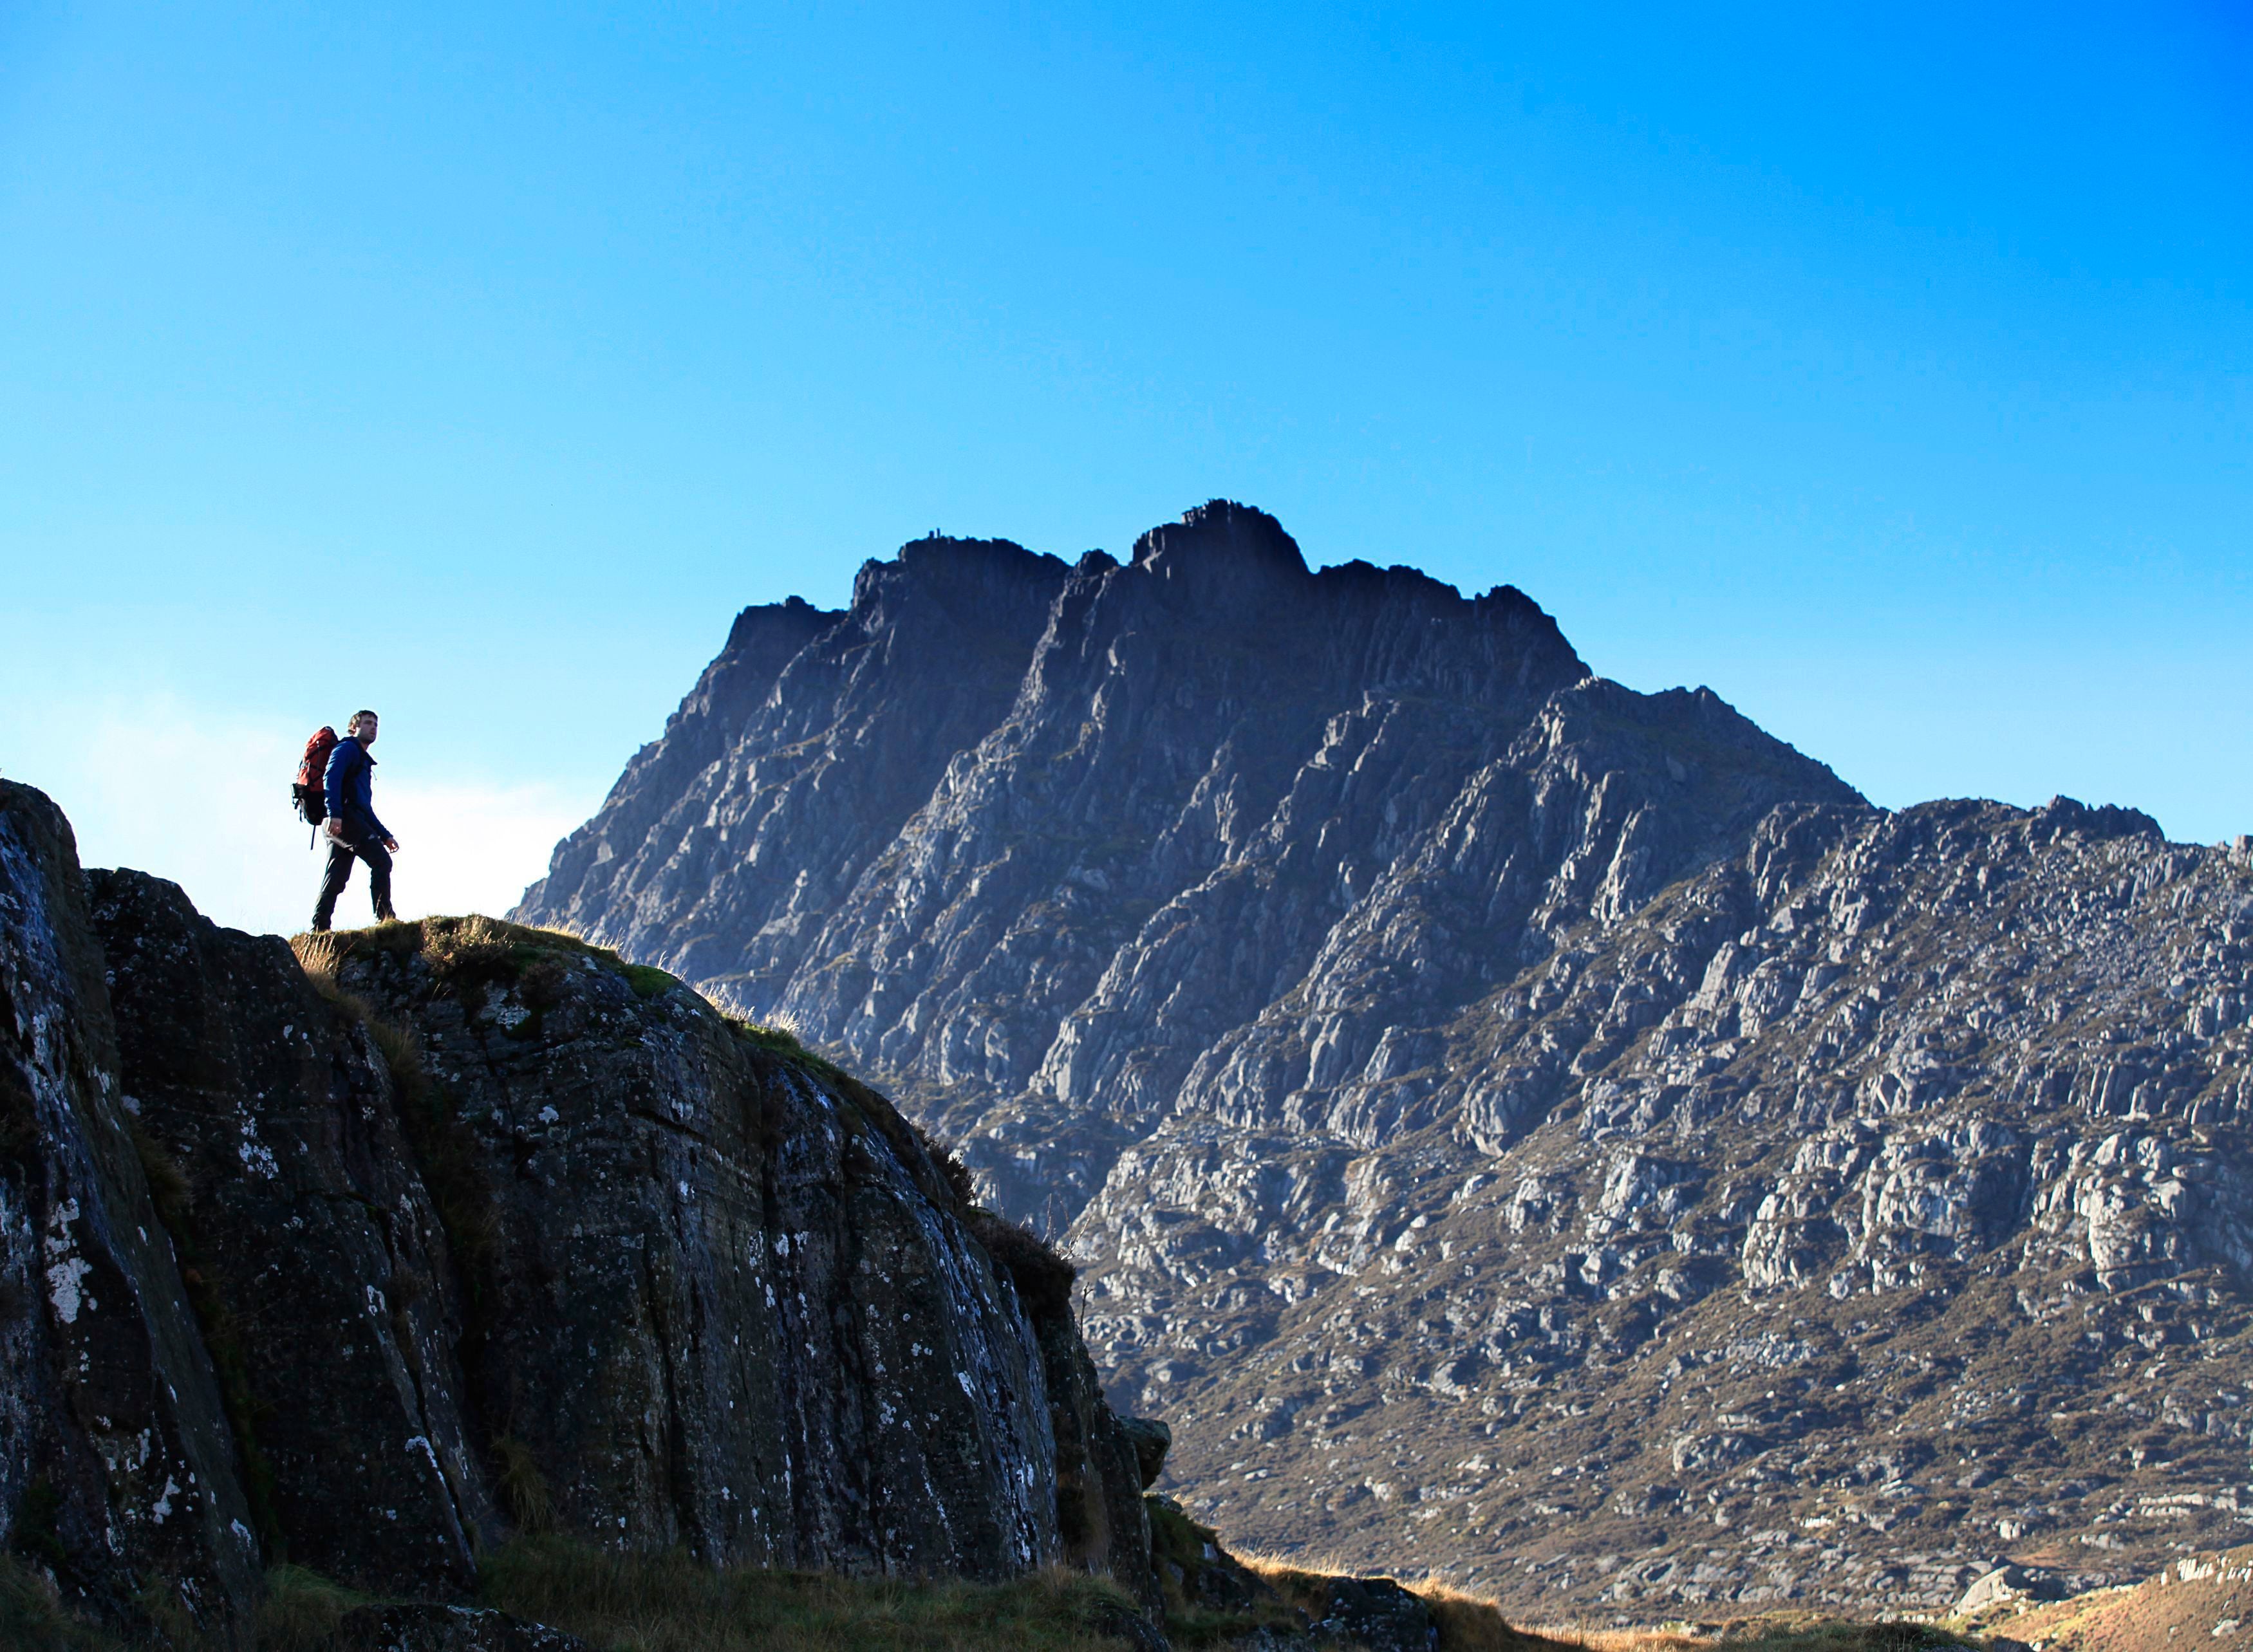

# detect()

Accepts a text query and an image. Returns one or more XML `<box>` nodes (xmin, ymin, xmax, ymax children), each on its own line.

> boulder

<box><xmin>1305</xmin><ymin>1574</ymin><xmax>1437</xmax><ymax>1651</ymax></box>
<box><xmin>0</xmin><ymin>781</ymin><xmax>1167</xmax><ymax>1634</ymax></box>
<box><xmin>1121</xmin><ymin>1416</ymin><xmax>1172</xmax><ymax>1488</ymax></box>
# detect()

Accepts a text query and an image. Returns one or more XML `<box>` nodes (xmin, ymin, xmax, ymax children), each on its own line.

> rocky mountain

<box><xmin>517</xmin><ymin>501</ymin><xmax>2253</xmax><ymax>1620</ymax></box>
<box><xmin>0</xmin><ymin>780</ymin><xmax>1157</xmax><ymax>1643</ymax></box>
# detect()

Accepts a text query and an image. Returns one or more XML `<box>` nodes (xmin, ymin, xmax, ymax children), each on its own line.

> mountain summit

<box><xmin>516</xmin><ymin>504</ymin><xmax>2253</xmax><ymax>1617</ymax></box>
<box><xmin>517</xmin><ymin>500</ymin><xmax>1854</xmax><ymax>1233</ymax></box>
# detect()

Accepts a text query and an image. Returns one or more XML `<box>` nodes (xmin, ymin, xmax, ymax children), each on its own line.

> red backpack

<box><xmin>293</xmin><ymin>727</ymin><xmax>339</xmax><ymax>828</ymax></box>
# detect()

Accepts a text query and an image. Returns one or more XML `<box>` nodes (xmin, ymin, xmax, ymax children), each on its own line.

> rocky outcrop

<box><xmin>514</xmin><ymin>503</ymin><xmax>2253</xmax><ymax>1617</ymax></box>
<box><xmin>0</xmin><ymin>780</ymin><xmax>1161</xmax><ymax>1637</ymax></box>
<box><xmin>1969</xmin><ymin>1541</ymin><xmax>2253</xmax><ymax>1647</ymax></box>
<box><xmin>88</xmin><ymin>866</ymin><xmax>499</xmax><ymax>1595</ymax></box>
<box><xmin>313</xmin><ymin>920</ymin><xmax>1073</xmax><ymax>1583</ymax></box>
<box><xmin>0</xmin><ymin>784</ymin><xmax>262</xmax><ymax>1644</ymax></box>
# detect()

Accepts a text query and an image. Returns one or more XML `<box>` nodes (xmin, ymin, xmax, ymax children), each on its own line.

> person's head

<box><xmin>348</xmin><ymin>709</ymin><xmax>379</xmax><ymax>745</ymax></box>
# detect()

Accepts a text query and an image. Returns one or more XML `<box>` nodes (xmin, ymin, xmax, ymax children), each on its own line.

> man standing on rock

<box><xmin>310</xmin><ymin>709</ymin><xmax>400</xmax><ymax>932</ymax></box>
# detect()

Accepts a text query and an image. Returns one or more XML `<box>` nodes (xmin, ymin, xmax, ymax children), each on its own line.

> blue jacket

<box><xmin>323</xmin><ymin>738</ymin><xmax>390</xmax><ymax>841</ymax></box>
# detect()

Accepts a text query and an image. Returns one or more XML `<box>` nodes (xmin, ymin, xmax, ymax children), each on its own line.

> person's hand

<box><xmin>325</xmin><ymin>817</ymin><xmax>344</xmax><ymax>840</ymax></box>
<box><xmin>384</xmin><ymin>837</ymin><xmax>400</xmax><ymax>853</ymax></box>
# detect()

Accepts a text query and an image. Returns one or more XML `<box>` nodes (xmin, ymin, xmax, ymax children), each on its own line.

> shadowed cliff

<box><xmin>0</xmin><ymin>780</ymin><xmax>1158</xmax><ymax>1643</ymax></box>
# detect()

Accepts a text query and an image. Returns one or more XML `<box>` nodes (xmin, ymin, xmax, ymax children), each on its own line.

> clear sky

<box><xmin>5</xmin><ymin>2</ymin><xmax>2248</xmax><ymax>939</ymax></box>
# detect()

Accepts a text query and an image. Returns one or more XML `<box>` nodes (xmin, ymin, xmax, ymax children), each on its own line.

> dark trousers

<box><xmin>313</xmin><ymin>826</ymin><xmax>395</xmax><ymax>929</ymax></box>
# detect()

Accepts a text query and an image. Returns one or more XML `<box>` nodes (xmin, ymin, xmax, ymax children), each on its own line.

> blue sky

<box><xmin>4</xmin><ymin>2</ymin><xmax>2248</xmax><ymax>936</ymax></box>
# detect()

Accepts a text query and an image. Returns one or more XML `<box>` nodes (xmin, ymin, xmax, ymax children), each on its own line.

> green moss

<box><xmin>379</xmin><ymin>1035</ymin><xmax>501</xmax><ymax>1321</ymax></box>
<box><xmin>621</xmin><ymin>963</ymin><xmax>678</xmax><ymax>998</ymax></box>
<box><xmin>9</xmin><ymin>1481</ymin><xmax>69</xmax><ymax>1575</ymax></box>
<box><xmin>1137</xmin><ymin>1498</ymin><xmax>1299</xmax><ymax>1646</ymax></box>
<box><xmin>725</xmin><ymin>1016</ymin><xmax>851</xmax><ymax>1087</ymax></box>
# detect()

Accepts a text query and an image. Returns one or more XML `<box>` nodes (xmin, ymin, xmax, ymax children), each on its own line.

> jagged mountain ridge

<box><xmin>519</xmin><ymin>502</ymin><xmax>1860</xmax><ymax>1232</ymax></box>
<box><xmin>516</xmin><ymin>500</ymin><xmax>2253</xmax><ymax>1613</ymax></box>
<box><xmin>516</xmin><ymin>501</ymin><xmax>2253</xmax><ymax>1619</ymax></box>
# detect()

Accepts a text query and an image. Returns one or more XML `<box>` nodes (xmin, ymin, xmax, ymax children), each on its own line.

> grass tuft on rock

<box><xmin>968</xmin><ymin>1209</ymin><xmax>1078</xmax><ymax>1318</ymax></box>
<box><xmin>257</xmin><ymin>1564</ymin><xmax>371</xmax><ymax>1652</ymax></box>
<box><xmin>491</xmin><ymin>1436</ymin><xmax>555</xmax><ymax>1535</ymax></box>
<box><xmin>724</xmin><ymin>1012</ymin><xmax>852</xmax><ymax>1085</ymax></box>
<box><xmin>294</xmin><ymin>914</ymin><xmax>680</xmax><ymax>1004</ymax></box>
<box><xmin>0</xmin><ymin>1555</ymin><xmax>126</xmax><ymax>1652</ymax></box>
<box><xmin>914</xmin><ymin>1127</ymin><xmax>981</xmax><ymax>1210</ymax></box>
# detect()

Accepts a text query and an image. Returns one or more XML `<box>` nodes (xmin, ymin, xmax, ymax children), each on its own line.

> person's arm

<box><xmin>362</xmin><ymin>753</ymin><xmax>395</xmax><ymax>846</ymax></box>
<box><xmin>323</xmin><ymin>742</ymin><xmax>352</xmax><ymax>835</ymax></box>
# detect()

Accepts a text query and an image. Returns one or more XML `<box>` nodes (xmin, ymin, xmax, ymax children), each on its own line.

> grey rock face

<box><xmin>1</xmin><ymin>781</ymin><xmax>1163</xmax><ymax>1629</ymax></box>
<box><xmin>1121</xmin><ymin>1416</ymin><xmax>1172</xmax><ymax>1489</ymax></box>
<box><xmin>326</xmin><ymin>931</ymin><xmax>1069</xmax><ymax>1581</ymax></box>
<box><xmin>86</xmin><ymin>867</ymin><xmax>501</xmax><ymax>1593</ymax></box>
<box><xmin>519</xmin><ymin>539</ymin><xmax>1074</xmax><ymax>1008</ymax></box>
<box><xmin>1303</xmin><ymin>1575</ymin><xmax>1438</xmax><ymax>1652</ymax></box>
<box><xmin>0</xmin><ymin>783</ymin><xmax>261</xmax><ymax>1642</ymax></box>
<box><xmin>1090</xmin><ymin>798</ymin><xmax>2253</xmax><ymax>1617</ymax></box>
<box><xmin>516</xmin><ymin>504</ymin><xmax>2253</xmax><ymax>1617</ymax></box>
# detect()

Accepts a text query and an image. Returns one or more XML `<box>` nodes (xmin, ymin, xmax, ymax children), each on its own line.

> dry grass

<box><xmin>3</xmin><ymin>1543</ymin><xmax>2012</xmax><ymax>1652</ymax></box>
<box><xmin>294</xmin><ymin>914</ymin><xmax>680</xmax><ymax>1001</ymax></box>
<box><xmin>1518</xmin><ymin>1619</ymin><xmax>1986</xmax><ymax>1650</ymax></box>
<box><xmin>287</xmin><ymin>927</ymin><xmax>348</xmax><ymax>981</ymax></box>
<box><xmin>491</xmin><ymin>1436</ymin><xmax>555</xmax><ymax>1534</ymax></box>
<box><xmin>724</xmin><ymin>1012</ymin><xmax>854</xmax><ymax>1086</ymax></box>
<box><xmin>1229</xmin><ymin>1567</ymin><xmax>1990</xmax><ymax>1652</ymax></box>
<box><xmin>257</xmin><ymin>1564</ymin><xmax>371</xmax><ymax>1652</ymax></box>
<box><xmin>0</xmin><ymin>1556</ymin><xmax>129</xmax><ymax>1652</ymax></box>
<box><xmin>477</xmin><ymin>1537</ymin><xmax>1151</xmax><ymax>1651</ymax></box>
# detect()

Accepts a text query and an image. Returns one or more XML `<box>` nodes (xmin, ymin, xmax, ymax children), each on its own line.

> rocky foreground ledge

<box><xmin>0</xmin><ymin>775</ymin><xmax>2075</xmax><ymax>1651</ymax></box>
<box><xmin>0</xmin><ymin>780</ymin><xmax>1157</xmax><ymax>1645</ymax></box>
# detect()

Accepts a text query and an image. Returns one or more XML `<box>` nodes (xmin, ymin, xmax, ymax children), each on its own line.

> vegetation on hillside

<box><xmin>292</xmin><ymin>913</ymin><xmax>680</xmax><ymax>1008</ymax></box>
<box><xmin>3</xmin><ymin>1539</ymin><xmax>2023</xmax><ymax>1651</ymax></box>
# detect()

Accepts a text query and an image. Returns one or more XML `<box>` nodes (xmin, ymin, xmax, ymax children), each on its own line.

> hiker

<box><xmin>309</xmin><ymin>709</ymin><xmax>400</xmax><ymax>932</ymax></box>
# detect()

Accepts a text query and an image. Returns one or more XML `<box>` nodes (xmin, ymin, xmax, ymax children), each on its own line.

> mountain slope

<box><xmin>1092</xmin><ymin>795</ymin><xmax>2253</xmax><ymax>1615</ymax></box>
<box><xmin>516</xmin><ymin>503</ymin><xmax>2253</xmax><ymax>1619</ymax></box>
